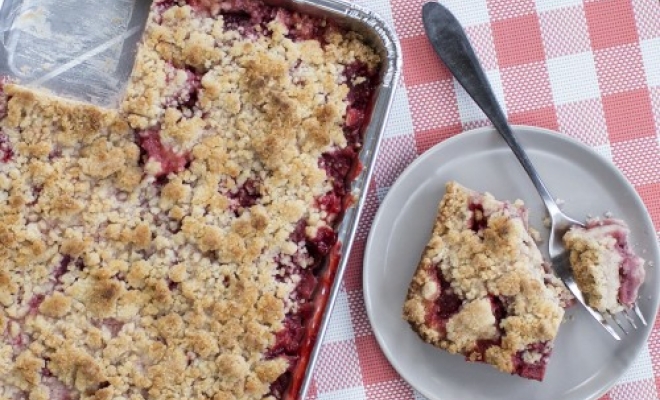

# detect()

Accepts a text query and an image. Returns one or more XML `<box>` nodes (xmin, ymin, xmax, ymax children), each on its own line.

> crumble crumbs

<box><xmin>0</xmin><ymin>1</ymin><xmax>381</xmax><ymax>399</ymax></box>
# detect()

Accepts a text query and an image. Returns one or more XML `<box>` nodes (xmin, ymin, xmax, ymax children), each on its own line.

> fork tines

<box><xmin>606</xmin><ymin>303</ymin><xmax>647</xmax><ymax>337</ymax></box>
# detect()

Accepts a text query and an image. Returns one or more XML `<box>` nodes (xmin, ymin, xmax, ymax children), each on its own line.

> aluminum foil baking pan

<box><xmin>0</xmin><ymin>0</ymin><xmax>401</xmax><ymax>398</ymax></box>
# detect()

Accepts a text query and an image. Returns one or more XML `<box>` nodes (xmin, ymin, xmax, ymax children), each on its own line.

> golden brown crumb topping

<box><xmin>564</xmin><ymin>219</ymin><xmax>645</xmax><ymax>313</ymax></box>
<box><xmin>564</xmin><ymin>229</ymin><xmax>612</xmax><ymax>311</ymax></box>
<box><xmin>403</xmin><ymin>181</ymin><xmax>565</xmax><ymax>377</ymax></box>
<box><xmin>0</xmin><ymin>2</ymin><xmax>380</xmax><ymax>399</ymax></box>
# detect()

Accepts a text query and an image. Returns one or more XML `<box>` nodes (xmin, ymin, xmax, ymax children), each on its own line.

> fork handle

<box><xmin>422</xmin><ymin>2</ymin><xmax>561</xmax><ymax>217</ymax></box>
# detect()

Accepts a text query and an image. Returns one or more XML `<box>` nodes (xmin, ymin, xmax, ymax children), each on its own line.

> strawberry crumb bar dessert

<box><xmin>564</xmin><ymin>218</ymin><xmax>646</xmax><ymax>313</ymax></box>
<box><xmin>0</xmin><ymin>1</ymin><xmax>380</xmax><ymax>399</ymax></box>
<box><xmin>403</xmin><ymin>182</ymin><xmax>568</xmax><ymax>381</ymax></box>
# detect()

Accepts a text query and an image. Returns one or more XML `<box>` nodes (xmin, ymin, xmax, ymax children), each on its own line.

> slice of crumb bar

<box><xmin>403</xmin><ymin>181</ymin><xmax>566</xmax><ymax>381</ymax></box>
<box><xmin>564</xmin><ymin>218</ymin><xmax>645</xmax><ymax>313</ymax></box>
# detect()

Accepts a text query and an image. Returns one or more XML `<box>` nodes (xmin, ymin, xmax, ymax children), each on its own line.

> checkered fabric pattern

<box><xmin>306</xmin><ymin>0</ymin><xmax>660</xmax><ymax>399</ymax></box>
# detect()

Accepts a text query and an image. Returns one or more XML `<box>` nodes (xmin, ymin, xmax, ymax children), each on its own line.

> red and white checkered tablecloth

<box><xmin>306</xmin><ymin>0</ymin><xmax>660</xmax><ymax>399</ymax></box>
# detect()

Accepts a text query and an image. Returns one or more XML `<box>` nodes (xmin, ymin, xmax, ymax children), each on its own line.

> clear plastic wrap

<box><xmin>0</xmin><ymin>0</ymin><xmax>150</xmax><ymax>107</ymax></box>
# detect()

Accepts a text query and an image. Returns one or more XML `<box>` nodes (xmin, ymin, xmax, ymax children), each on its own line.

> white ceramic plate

<box><xmin>364</xmin><ymin>125</ymin><xmax>660</xmax><ymax>400</ymax></box>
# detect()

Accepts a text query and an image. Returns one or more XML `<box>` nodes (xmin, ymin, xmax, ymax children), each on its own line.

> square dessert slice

<box><xmin>563</xmin><ymin>218</ymin><xmax>645</xmax><ymax>313</ymax></box>
<box><xmin>403</xmin><ymin>181</ymin><xmax>566</xmax><ymax>381</ymax></box>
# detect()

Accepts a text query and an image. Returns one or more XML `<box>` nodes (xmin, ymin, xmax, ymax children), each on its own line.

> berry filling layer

<box><xmin>0</xmin><ymin>131</ymin><xmax>13</xmax><ymax>163</ymax></box>
<box><xmin>137</xmin><ymin>129</ymin><xmax>190</xmax><ymax>177</ymax></box>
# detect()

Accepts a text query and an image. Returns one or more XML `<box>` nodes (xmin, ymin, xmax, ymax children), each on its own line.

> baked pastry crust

<box><xmin>403</xmin><ymin>182</ymin><xmax>566</xmax><ymax>381</ymax></box>
<box><xmin>0</xmin><ymin>1</ymin><xmax>380</xmax><ymax>399</ymax></box>
<box><xmin>564</xmin><ymin>218</ymin><xmax>645</xmax><ymax>313</ymax></box>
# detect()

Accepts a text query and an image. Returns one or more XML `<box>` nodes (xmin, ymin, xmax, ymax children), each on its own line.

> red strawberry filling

<box><xmin>227</xmin><ymin>178</ymin><xmax>262</xmax><ymax>210</ymax></box>
<box><xmin>423</xmin><ymin>267</ymin><xmax>462</xmax><ymax>333</ymax></box>
<box><xmin>320</xmin><ymin>148</ymin><xmax>355</xmax><ymax>195</ymax></box>
<box><xmin>295</xmin><ymin>269</ymin><xmax>318</xmax><ymax>301</ymax></box>
<box><xmin>154</xmin><ymin>0</ymin><xmax>178</xmax><ymax>13</ymax></box>
<box><xmin>0</xmin><ymin>131</ymin><xmax>13</xmax><ymax>163</ymax></box>
<box><xmin>343</xmin><ymin>61</ymin><xmax>378</xmax><ymax>147</ymax></box>
<box><xmin>515</xmin><ymin>344</ymin><xmax>551</xmax><ymax>381</ymax></box>
<box><xmin>307</xmin><ymin>227</ymin><xmax>337</xmax><ymax>259</ymax></box>
<box><xmin>137</xmin><ymin>129</ymin><xmax>189</xmax><ymax>178</ymax></box>
<box><xmin>27</xmin><ymin>295</ymin><xmax>46</xmax><ymax>315</ymax></box>
<box><xmin>619</xmin><ymin>256</ymin><xmax>644</xmax><ymax>306</ymax></box>
<box><xmin>317</xmin><ymin>193</ymin><xmax>342</xmax><ymax>215</ymax></box>
<box><xmin>345</xmin><ymin>108</ymin><xmax>365</xmax><ymax>129</ymax></box>
<box><xmin>469</xmin><ymin>202</ymin><xmax>488</xmax><ymax>233</ymax></box>
<box><xmin>222</xmin><ymin>11</ymin><xmax>253</xmax><ymax>31</ymax></box>
<box><xmin>268</xmin><ymin>319</ymin><xmax>305</xmax><ymax>360</ymax></box>
<box><xmin>54</xmin><ymin>255</ymin><xmax>72</xmax><ymax>282</ymax></box>
<box><xmin>344</xmin><ymin>61</ymin><xmax>376</xmax><ymax>110</ymax></box>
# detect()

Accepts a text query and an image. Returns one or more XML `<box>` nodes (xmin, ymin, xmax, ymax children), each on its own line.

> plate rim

<box><xmin>363</xmin><ymin>124</ymin><xmax>660</xmax><ymax>400</ymax></box>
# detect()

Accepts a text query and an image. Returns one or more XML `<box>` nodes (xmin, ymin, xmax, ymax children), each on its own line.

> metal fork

<box><xmin>422</xmin><ymin>2</ymin><xmax>646</xmax><ymax>339</ymax></box>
